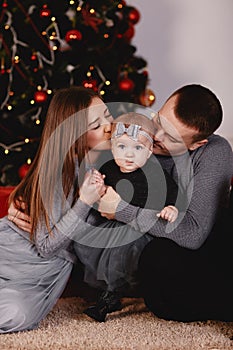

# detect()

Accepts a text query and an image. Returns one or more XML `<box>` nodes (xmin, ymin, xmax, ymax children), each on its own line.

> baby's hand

<box><xmin>79</xmin><ymin>169</ymin><xmax>106</xmax><ymax>205</ymax></box>
<box><xmin>89</xmin><ymin>169</ymin><xmax>106</xmax><ymax>197</ymax></box>
<box><xmin>89</xmin><ymin>168</ymin><xmax>105</xmax><ymax>184</ymax></box>
<box><xmin>157</xmin><ymin>205</ymin><xmax>178</xmax><ymax>223</ymax></box>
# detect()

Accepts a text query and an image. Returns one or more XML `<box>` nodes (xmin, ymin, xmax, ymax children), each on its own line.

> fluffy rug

<box><xmin>1</xmin><ymin>297</ymin><xmax>232</xmax><ymax>350</ymax></box>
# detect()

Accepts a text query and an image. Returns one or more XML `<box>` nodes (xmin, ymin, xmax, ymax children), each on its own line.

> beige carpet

<box><xmin>1</xmin><ymin>297</ymin><xmax>232</xmax><ymax>350</ymax></box>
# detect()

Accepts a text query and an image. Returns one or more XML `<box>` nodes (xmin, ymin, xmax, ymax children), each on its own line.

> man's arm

<box><xmin>99</xmin><ymin>137</ymin><xmax>233</xmax><ymax>249</ymax></box>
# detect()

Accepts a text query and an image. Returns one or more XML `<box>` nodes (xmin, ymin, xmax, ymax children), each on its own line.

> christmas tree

<box><xmin>0</xmin><ymin>0</ymin><xmax>155</xmax><ymax>186</ymax></box>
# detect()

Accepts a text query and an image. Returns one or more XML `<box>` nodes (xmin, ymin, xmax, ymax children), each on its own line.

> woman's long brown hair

<box><xmin>9</xmin><ymin>86</ymin><xmax>98</xmax><ymax>239</ymax></box>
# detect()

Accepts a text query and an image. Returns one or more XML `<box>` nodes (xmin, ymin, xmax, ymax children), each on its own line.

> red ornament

<box><xmin>142</xmin><ymin>70</ymin><xmax>148</xmax><ymax>78</ymax></box>
<box><xmin>118</xmin><ymin>77</ymin><xmax>135</xmax><ymax>93</ymax></box>
<box><xmin>2</xmin><ymin>1</ymin><xmax>8</xmax><ymax>8</ymax></box>
<box><xmin>82</xmin><ymin>79</ymin><xmax>98</xmax><ymax>91</ymax></box>
<box><xmin>31</xmin><ymin>54</ymin><xmax>37</xmax><ymax>61</ymax></box>
<box><xmin>122</xmin><ymin>24</ymin><xmax>135</xmax><ymax>41</ymax></box>
<box><xmin>128</xmin><ymin>7</ymin><xmax>140</xmax><ymax>24</ymax></box>
<box><xmin>65</xmin><ymin>29</ymin><xmax>82</xmax><ymax>42</ymax></box>
<box><xmin>40</xmin><ymin>5</ymin><xmax>51</xmax><ymax>17</ymax></box>
<box><xmin>18</xmin><ymin>164</ymin><xmax>30</xmax><ymax>179</ymax></box>
<box><xmin>34</xmin><ymin>90</ymin><xmax>48</xmax><ymax>103</ymax></box>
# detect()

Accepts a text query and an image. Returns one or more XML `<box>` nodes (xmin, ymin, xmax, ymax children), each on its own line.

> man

<box><xmin>98</xmin><ymin>84</ymin><xmax>233</xmax><ymax>322</ymax></box>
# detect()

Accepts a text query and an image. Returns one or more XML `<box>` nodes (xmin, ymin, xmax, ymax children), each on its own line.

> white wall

<box><xmin>128</xmin><ymin>0</ymin><xmax>233</xmax><ymax>146</ymax></box>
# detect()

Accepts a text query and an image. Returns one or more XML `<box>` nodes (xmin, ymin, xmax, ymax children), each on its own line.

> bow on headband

<box><xmin>112</xmin><ymin>122</ymin><xmax>153</xmax><ymax>144</ymax></box>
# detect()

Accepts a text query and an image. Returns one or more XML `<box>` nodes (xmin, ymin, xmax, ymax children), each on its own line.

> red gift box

<box><xmin>0</xmin><ymin>186</ymin><xmax>15</xmax><ymax>218</ymax></box>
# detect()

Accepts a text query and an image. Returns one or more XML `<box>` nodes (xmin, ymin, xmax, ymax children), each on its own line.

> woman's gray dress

<box><xmin>0</xmin><ymin>185</ymin><xmax>92</xmax><ymax>333</ymax></box>
<box><xmin>0</xmin><ymin>217</ymin><xmax>72</xmax><ymax>333</ymax></box>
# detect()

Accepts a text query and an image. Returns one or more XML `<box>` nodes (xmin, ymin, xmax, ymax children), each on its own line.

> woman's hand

<box><xmin>98</xmin><ymin>186</ymin><xmax>121</xmax><ymax>220</ymax></box>
<box><xmin>8</xmin><ymin>199</ymin><xmax>32</xmax><ymax>233</ymax></box>
<box><xmin>79</xmin><ymin>169</ymin><xmax>106</xmax><ymax>206</ymax></box>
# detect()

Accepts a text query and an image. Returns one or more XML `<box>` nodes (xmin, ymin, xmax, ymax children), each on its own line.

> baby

<box><xmin>75</xmin><ymin>112</ymin><xmax>178</xmax><ymax>322</ymax></box>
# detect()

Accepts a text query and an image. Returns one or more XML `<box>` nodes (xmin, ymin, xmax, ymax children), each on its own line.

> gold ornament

<box><xmin>139</xmin><ymin>89</ymin><xmax>156</xmax><ymax>107</ymax></box>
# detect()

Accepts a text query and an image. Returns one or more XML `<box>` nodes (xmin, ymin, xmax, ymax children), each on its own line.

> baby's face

<box><xmin>111</xmin><ymin>134</ymin><xmax>152</xmax><ymax>173</ymax></box>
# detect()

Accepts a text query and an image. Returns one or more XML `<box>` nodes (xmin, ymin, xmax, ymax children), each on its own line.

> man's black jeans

<box><xmin>138</xmin><ymin>207</ymin><xmax>233</xmax><ymax>322</ymax></box>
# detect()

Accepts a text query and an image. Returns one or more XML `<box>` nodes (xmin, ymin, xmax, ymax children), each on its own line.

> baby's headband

<box><xmin>111</xmin><ymin>122</ymin><xmax>153</xmax><ymax>144</ymax></box>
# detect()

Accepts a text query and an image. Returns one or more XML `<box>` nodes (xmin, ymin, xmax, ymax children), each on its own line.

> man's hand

<box><xmin>98</xmin><ymin>186</ymin><xmax>121</xmax><ymax>220</ymax></box>
<box><xmin>8</xmin><ymin>200</ymin><xmax>32</xmax><ymax>233</ymax></box>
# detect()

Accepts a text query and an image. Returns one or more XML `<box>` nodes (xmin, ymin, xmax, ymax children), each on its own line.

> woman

<box><xmin>0</xmin><ymin>86</ymin><xmax>112</xmax><ymax>333</ymax></box>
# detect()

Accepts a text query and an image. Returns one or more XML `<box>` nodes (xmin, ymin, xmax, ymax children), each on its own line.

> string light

<box><xmin>1</xmin><ymin>57</ymin><xmax>5</xmax><ymax>71</ymax></box>
<box><xmin>0</xmin><ymin>6</ymin><xmax>55</xmax><ymax>116</ymax></box>
<box><xmin>0</xmin><ymin>1</ymin><xmax>152</xmax><ymax>186</ymax></box>
<box><xmin>0</xmin><ymin>139</ymin><xmax>35</xmax><ymax>154</ymax></box>
<box><xmin>149</xmin><ymin>94</ymin><xmax>155</xmax><ymax>102</ymax></box>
